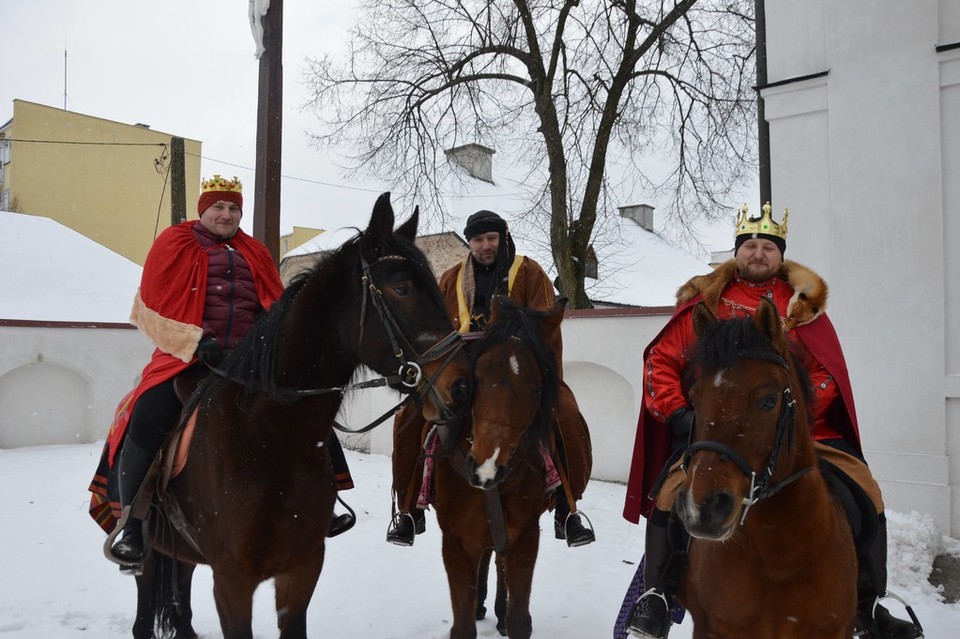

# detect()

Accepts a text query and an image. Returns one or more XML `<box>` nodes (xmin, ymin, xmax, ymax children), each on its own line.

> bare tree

<box><xmin>304</xmin><ymin>0</ymin><xmax>756</xmax><ymax>308</ymax></box>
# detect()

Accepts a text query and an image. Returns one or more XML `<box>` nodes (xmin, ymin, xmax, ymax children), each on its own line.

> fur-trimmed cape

<box><xmin>622</xmin><ymin>259</ymin><xmax>862</xmax><ymax>524</ymax></box>
<box><xmin>676</xmin><ymin>259</ymin><xmax>828</xmax><ymax>330</ymax></box>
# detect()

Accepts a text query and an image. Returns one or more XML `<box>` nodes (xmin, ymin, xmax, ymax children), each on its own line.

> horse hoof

<box><xmin>475</xmin><ymin>604</ymin><xmax>486</xmax><ymax>620</ymax></box>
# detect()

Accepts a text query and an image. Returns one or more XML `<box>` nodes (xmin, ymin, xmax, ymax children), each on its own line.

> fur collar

<box><xmin>676</xmin><ymin>259</ymin><xmax>828</xmax><ymax>330</ymax></box>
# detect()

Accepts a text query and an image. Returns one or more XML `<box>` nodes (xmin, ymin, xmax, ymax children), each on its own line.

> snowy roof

<box><xmin>282</xmin><ymin>165</ymin><xmax>710</xmax><ymax>308</ymax></box>
<box><xmin>0</xmin><ymin>212</ymin><xmax>141</xmax><ymax>323</ymax></box>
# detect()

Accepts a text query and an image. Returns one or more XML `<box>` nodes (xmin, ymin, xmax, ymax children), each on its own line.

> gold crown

<box><xmin>735</xmin><ymin>202</ymin><xmax>788</xmax><ymax>241</ymax></box>
<box><xmin>201</xmin><ymin>174</ymin><xmax>242</xmax><ymax>193</ymax></box>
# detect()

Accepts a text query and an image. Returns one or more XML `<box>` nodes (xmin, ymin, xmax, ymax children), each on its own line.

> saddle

<box><xmin>818</xmin><ymin>458</ymin><xmax>879</xmax><ymax>551</ymax></box>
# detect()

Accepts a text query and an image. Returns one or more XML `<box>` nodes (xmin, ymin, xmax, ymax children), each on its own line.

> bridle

<box><xmin>353</xmin><ymin>254</ymin><xmax>466</xmax><ymax>423</ymax></box>
<box><xmin>206</xmin><ymin>253</ymin><xmax>465</xmax><ymax>429</ymax></box>
<box><xmin>682</xmin><ymin>348</ymin><xmax>811</xmax><ymax>524</ymax></box>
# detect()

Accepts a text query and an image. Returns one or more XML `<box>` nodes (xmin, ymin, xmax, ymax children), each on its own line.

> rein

<box><xmin>205</xmin><ymin>253</ymin><xmax>465</xmax><ymax>431</ymax></box>
<box><xmin>683</xmin><ymin>349</ymin><xmax>812</xmax><ymax>524</ymax></box>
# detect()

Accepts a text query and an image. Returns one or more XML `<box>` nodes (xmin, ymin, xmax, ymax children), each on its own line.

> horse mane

<box><xmin>199</xmin><ymin>225</ymin><xmax>442</xmax><ymax>404</ymax></box>
<box><xmin>689</xmin><ymin>316</ymin><xmax>815</xmax><ymax>410</ymax></box>
<box><xmin>472</xmin><ymin>300</ymin><xmax>560</xmax><ymax>445</ymax></box>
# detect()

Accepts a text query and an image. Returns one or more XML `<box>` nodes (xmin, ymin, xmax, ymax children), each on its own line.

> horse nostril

<box><xmin>702</xmin><ymin>492</ymin><xmax>736</xmax><ymax>528</ymax></box>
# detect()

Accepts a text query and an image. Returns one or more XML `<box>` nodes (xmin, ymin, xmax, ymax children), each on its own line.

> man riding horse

<box><xmin>622</xmin><ymin>204</ymin><xmax>923</xmax><ymax>639</ymax></box>
<box><xmin>93</xmin><ymin>176</ymin><xmax>355</xmax><ymax>567</ymax></box>
<box><xmin>387</xmin><ymin>210</ymin><xmax>596</xmax><ymax>548</ymax></box>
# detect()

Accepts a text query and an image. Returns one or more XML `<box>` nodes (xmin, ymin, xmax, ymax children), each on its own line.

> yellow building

<box><xmin>0</xmin><ymin>100</ymin><xmax>201</xmax><ymax>265</ymax></box>
<box><xmin>280</xmin><ymin>225</ymin><xmax>325</xmax><ymax>257</ymax></box>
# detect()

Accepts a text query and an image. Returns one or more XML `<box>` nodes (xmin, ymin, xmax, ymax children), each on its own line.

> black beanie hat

<box><xmin>463</xmin><ymin>210</ymin><xmax>507</xmax><ymax>240</ymax></box>
<box><xmin>734</xmin><ymin>232</ymin><xmax>786</xmax><ymax>257</ymax></box>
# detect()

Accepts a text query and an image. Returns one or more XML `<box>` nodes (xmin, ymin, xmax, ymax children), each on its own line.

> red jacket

<box><xmin>622</xmin><ymin>260</ymin><xmax>862</xmax><ymax>523</ymax></box>
<box><xmin>106</xmin><ymin>221</ymin><xmax>284</xmax><ymax>465</ymax></box>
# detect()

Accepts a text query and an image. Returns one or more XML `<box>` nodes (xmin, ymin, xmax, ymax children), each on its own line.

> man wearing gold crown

<box><xmin>620</xmin><ymin>205</ymin><xmax>922</xmax><ymax>639</ymax></box>
<box><xmin>98</xmin><ymin>175</ymin><xmax>354</xmax><ymax>566</ymax></box>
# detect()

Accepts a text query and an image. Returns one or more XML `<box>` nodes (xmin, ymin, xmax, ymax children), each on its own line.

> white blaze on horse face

<box><xmin>475</xmin><ymin>446</ymin><xmax>502</xmax><ymax>483</ymax></box>
<box><xmin>509</xmin><ymin>354</ymin><xmax>521</xmax><ymax>376</ymax></box>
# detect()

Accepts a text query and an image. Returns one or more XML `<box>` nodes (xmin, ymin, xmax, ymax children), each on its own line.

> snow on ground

<box><xmin>1</xmin><ymin>443</ymin><xmax>958</xmax><ymax>638</ymax></box>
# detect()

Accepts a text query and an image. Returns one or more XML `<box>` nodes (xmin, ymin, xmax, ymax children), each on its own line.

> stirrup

<box><xmin>386</xmin><ymin>511</ymin><xmax>424</xmax><ymax>546</ymax></box>
<box><xmin>103</xmin><ymin>507</ymin><xmax>147</xmax><ymax>573</ymax></box>
<box><xmin>328</xmin><ymin>496</ymin><xmax>357</xmax><ymax>538</ymax></box>
<box><xmin>558</xmin><ymin>510</ymin><xmax>596</xmax><ymax>547</ymax></box>
<box><xmin>855</xmin><ymin>592</ymin><xmax>924</xmax><ymax>638</ymax></box>
<box><xmin>628</xmin><ymin>588</ymin><xmax>672</xmax><ymax>639</ymax></box>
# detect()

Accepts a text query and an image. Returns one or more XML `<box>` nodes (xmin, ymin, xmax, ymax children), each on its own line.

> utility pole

<box><xmin>170</xmin><ymin>137</ymin><xmax>186</xmax><ymax>225</ymax></box>
<box><xmin>755</xmin><ymin>0</ymin><xmax>771</xmax><ymax>204</ymax></box>
<box><xmin>254</xmin><ymin>0</ymin><xmax>283</xmax><ymax>265</ymax></box>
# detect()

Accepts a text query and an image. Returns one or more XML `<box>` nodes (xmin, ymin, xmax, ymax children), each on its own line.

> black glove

<box><xmin>666</xmin><ymin>407</ymin><xmax>695</xmax><ymax>441</ymax></box>
<box><xmin>196</xmin><ymin>337</ymin><xmax>223</xmax><ymax>367</ymax></box>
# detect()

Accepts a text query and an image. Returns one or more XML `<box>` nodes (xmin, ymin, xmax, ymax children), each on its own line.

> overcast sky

<box><xmin>2</xmin><ymin>0</ymin><xmax>742</xmax><ymax>252</ymax></box>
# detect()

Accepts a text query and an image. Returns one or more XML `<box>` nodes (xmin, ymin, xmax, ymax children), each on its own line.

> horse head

<box><xmin>353</xmin><ymin>193</ymin><xmax>471</xmax><ymax>421</ymax></box>
<box><xmin>463</xmin><ymin>296</ymin><xmax>565</xmax><ymax>490</ymax></box>
<box><xmin>676</xmin><ymin>298</ymin><xmax>811</xmax><ymax>540</ymax></box>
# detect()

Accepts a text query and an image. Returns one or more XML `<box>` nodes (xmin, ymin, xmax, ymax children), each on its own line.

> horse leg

<box><xmin>494</xmin><ymin>554</ymin><xmax>507</xmax><ymax>637</ymax></box>
<box><xmin>441</xmin><ymin>535</ymin><xmax>482</xmax><ymax>639</ymax></box>
<box><xmin>501</xmin><ymin>528</ymin><xmax>539</xmax><ymax>639</ymax></box>
<box><xmin>273</xmin><ymin>550</ymin><xmax>326</xmax><ymax>639</ymax></box>
<box><xmin>132</xmin><ymin>554</ymin><xmax>157</xmax><ymax>639</ymax></box>
<box><xmin>133</xmin><ymin>554</ymin><xmax>198</xmax><ymax>639</ymax></box>
<box><xmin>171</xmin><ymin>562</ymin><xmax>198</xmax><ymax>639</ymax></box>
<box><xmin>475</xmin><ymin>548</ymin><xmax>492</xmax><ymax>620</ymax></box>
<box><xmin>211</xmin><ymin>564</ymin><xmax>259</xmax><ymax>639</ymax></box>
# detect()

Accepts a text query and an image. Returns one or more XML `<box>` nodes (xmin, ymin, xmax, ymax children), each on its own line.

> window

<box><xmin>0</xmin><ymin>140</ymin><xmax>9</xmax><ymax>165</ymax></box>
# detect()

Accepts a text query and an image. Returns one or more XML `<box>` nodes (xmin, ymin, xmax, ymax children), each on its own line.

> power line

<box><xmin>190</xmin><ymin>151</ymin><xmax>529</xmax><ymax>198</ymax></box>
<box><xmin>1</xmin><ymin>138</ymin><xmax>166</xmax><ymax>147</ymax></box>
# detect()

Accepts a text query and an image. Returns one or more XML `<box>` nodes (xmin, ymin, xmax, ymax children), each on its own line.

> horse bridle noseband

<box><xmin>682</xmin><ymin>349</ymin><xmax>811</xmax><ymax>524</ymax></box>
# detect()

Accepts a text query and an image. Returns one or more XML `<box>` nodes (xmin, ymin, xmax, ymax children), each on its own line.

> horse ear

<box><xmin>361</xmin><ymin>192</ymin><xmax>395</xmax><ymax>261</ymax></box>
<box><xmin>541</xmin><ymin>298</ymin><xmax>567</xmax><ymax>335</ymax></box>
<box><xmin>754</xmin><ymin>297</ymin><xmax>787</xmax><ymax>348</ymax></box>
<box><xmin>395</xmin><ymin>205</ymin><xmax>419</xmax><ymax>241</ymax></box>
<box><xmin>489</xmin><ymin>295</ymin><xmax>508</xmax><ymax>325</ymax></box>
<box><xmin>691</xmin><ymin>302</ymin><xmax>716</xmax><ymax>338</ymax></box>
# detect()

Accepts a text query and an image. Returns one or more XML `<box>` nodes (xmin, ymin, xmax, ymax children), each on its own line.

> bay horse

<box><xmin>431</xmin><ymin>296</ymin><xmax>573</xmax><ymax>639</ymax></box>
<box><xmin>675</xmin><ymin>299</ymin><xmax>857</xmax><ymax>638</ymax></box>
<box><xmin>122</xmin><ymin>193</ymin><xmax>470</xmax><ymax>639</ymax></box>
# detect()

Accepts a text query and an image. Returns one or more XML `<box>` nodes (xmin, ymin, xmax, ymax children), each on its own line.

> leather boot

<box><xmin>111</xmin><ymin>439</ymin><xmax>157</xmax><ymax>562</ymax></box>
<box><xmin>628</xmin><ymin>510</ymin><xmax>674</xmax><ymax>639</ymax></box>
<box><xmin>327</xmin><ymin>496</ymin><xmax>356</xmax><ymax>538</ymax></box>
<box><xmin>855</xmin><ymin>516</ymin><xmax>923</xmax><ymax>639</ymax></box>
<box><xmin>386</xmin><ymin>508</ymin><xmax>426</xmax><ymax>546</ymax></box>
<box><xmin>553</xmin><ymin>490</ymin><xmax>596</xmax><ymax>546</ymax></box>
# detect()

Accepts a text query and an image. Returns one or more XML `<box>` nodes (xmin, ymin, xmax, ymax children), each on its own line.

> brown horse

<box><xmin>431</xmin><ymin>297</ymin><xmax>574</xmax><ymax>639</ymax></box>
<box><xmin>124</xmin><ymin>193</ymin><xmax>470</xmax><ymax>639</ymax></box>
<box><xmin>675</xmin><ymin>299</ymin><xmax>857</xmax><ymax>638</ymax></box>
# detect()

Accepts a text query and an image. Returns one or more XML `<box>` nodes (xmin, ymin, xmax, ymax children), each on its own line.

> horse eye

<box><xmin>393</xmin><ymin>283</ymin><xmax>411</xmax><ymax>296</ymax></box>
<box><xmin>759</xmin><ymin>393</ymin><xmax>779</xmax><ymax>411</ymax></box>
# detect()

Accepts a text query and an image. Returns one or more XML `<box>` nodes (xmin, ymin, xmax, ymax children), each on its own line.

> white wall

<box><xmin>764</xmin><ymin>0</ymin><xmax>959</xmax><ymax>535</ymax></box>
<box><xmin>0</xmin><ymin>325</ymin><xmax>153</xmax><ymax>447</ymax></box>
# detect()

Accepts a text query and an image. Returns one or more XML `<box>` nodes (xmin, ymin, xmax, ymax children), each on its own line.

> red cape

<box><xmin>106</xmin><ymin>222</ymin><xmax>284</xmax><ymax>465</ymax></box>
<box><xmin>622</xmin><ymin>296</ymin><xmax>863</xmax><ymax>524</ymax></box>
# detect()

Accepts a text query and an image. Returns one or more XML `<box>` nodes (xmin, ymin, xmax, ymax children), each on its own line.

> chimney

<box><xmin>619</xmin><ymin>203</ymin><xmax>655</xmax><ymax>231</ymax></box>
<box><xmin>445</xmin><ymin>143</ymin><xmax>495</xmax><ymax>183</ymax></box>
